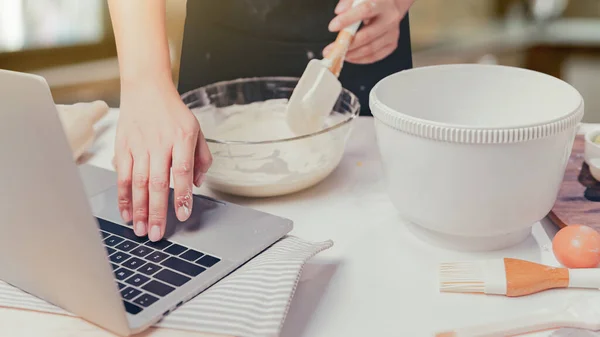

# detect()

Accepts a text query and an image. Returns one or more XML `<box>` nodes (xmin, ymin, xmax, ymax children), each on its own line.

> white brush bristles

<box><xmin>439</xmin><ymin>261</ymin><xmax>486</xmax><ymax>293</ymax></box>
<box><xmin>439</xmin><ymin>259</ymin><xmax>508</xmax><ymax>295</ymax></box>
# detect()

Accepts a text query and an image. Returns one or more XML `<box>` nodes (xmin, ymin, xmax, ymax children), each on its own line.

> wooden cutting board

<box><xmin>549</xmin><ymin>135</ymin><xmax>600</xmax><ymax>229</ymax></box>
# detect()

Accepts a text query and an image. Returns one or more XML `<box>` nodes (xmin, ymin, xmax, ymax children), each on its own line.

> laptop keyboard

<box><xmin>96</xmin><ymin>217</ymin><xmax>221</xmax><ymax>315</ymax></box>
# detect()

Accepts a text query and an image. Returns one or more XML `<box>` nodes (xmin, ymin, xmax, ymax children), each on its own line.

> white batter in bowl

<box><xmin>181</xmin><ymin>77</ymin><xmax>360</xmax><ymax>198</ymax></box>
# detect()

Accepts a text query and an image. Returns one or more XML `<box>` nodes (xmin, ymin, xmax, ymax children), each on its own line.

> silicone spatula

<box><xmin>285</xmin><ymin>0</ymin><xmax>364</xmax><ymax>135</ymax></box>
<box><xmin>435</xmin><ymin>295</ymin><xmax>600</xmax><ymax>337</ymax></box>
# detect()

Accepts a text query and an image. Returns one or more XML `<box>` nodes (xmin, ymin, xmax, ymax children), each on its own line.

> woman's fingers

<box><xmin>347</xmin><ymin>17</ymin><xmax>391</xmax><ymax>52</ymax></box>
<box><xmin>346</xmin><ymin>29</ymin><xmax>399</xmax><ymax>63</ymax></box>
<box><xmin>346</xmin><ymin>41</ymin><xmax>397</xmax><ymax>64</ymax></box>
<box><xmin>335</xmin><ymin>0</ymin><xmax>354</xmax><ymax>14</ymax></box>
<box><xmin>116</xmin><ymin>152</ymin><xmax>133</xmax><ymax>224</ymax></box>
<box><xmin>172</xmin><ymin>125</ymin><xmax>198</xmax><ymax>222</ymax></box>
<box><xmin>322</xmin><ymin>16</ymin><xmax>388</xmax><ymax>57</ymax></box>
<box><xmin>194</xmin><ymin>128</ymin><xmax>212</xmax><ymax>187</ymax></box>
<box><xmin>147</xmin><ymin>150</ymin><xmax>172</xmax><ymax>242</ymax></box>
<box><xmin>115</xmin><ymin>78</ymin><xmax>214</xmax><ymax>242</ymax></box>
<box><xmin>325</xmin><ymin>0</ymin><xmax>406</xmax><ymax>64</ymax></box>
<box><xmin>131</xmin><ymin>152</ymin><xmax>150</xmax><ymax>237</ymax></box>
<box><xmin>323</xmin><ymin>23</ymin><xmax>399</xmax><ymax>64</ymax></box>
<box><xmin>329</xmin><ymin>0</ymin><xmax>379</xmax><ymax>32</ymax></box>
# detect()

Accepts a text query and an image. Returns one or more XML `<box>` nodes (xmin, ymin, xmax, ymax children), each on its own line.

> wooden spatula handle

<box><xmin>326</xmin><ymin>0</ymin><xmax>365</xmax><ymax>77</ymax></box>
<box><xmin>327</xmin><ymin>28</ymin><xmax>358</xmax><ymax>77</ymax></box>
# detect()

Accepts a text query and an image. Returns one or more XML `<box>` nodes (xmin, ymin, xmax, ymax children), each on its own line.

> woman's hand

<box><xmin>115</xmin><ymin>80</ymin><xmax>212</xmax><ymax>242</ymax></box>
<box><xmin>108</xmin><ymin>0</ymin><xmax>212</xmax><ymax>242</ymax></box>
<box><xmin>324</xmin><ymin>0</ymin><xmax>415</xmax><ymax>64</ymax></box>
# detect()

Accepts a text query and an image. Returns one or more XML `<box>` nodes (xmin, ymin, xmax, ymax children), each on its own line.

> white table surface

<box><xmin>4</xmin><ymin>110</ymin><xmax>600</xmax><ymax>337</ymax></box>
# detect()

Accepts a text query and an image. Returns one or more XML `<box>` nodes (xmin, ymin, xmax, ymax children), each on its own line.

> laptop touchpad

<box><xmin>89</xmin><ymin>184</ymin><xmax>291</xmax><ymax>260</ymax></box>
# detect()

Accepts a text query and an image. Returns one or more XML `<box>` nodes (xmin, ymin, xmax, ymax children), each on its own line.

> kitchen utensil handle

<box><xmin>568</xmin><ymin>268</ymin><xmax>600</xmax><ymax>289</ymax></box>
<box><xmin>437</xmin><ymin>311</ymin><xmax>566</xmax><ymax>337</ymax></box>
<box><xmin>326</xmin><ymin>0</ymin><xmax>365</xmax><ymax>77</ymax></box>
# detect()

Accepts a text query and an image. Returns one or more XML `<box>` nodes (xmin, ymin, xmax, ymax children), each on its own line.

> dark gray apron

<box><xmin>177</xmin><ymin>0</ymin><xmax>413</xmax><ymax>116</ymax></box>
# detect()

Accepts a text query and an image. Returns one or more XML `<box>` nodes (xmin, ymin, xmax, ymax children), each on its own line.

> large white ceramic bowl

<box><xmin>370</xmin><ymin>64</ymin><xmax>584</xmax><ymax>252</ymax></box>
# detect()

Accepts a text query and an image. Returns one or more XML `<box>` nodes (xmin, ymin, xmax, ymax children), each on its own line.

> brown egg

<box><xmin>553</xmin><ymin>225</ymin><xmax>600</xmax><ymax>268</ymax></box>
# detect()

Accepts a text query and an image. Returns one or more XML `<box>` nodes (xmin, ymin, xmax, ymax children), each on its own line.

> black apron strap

<box><xmin>177</xmin><ymin>0</ymin><xmax>412</xmax><ymax>116</ymax></box>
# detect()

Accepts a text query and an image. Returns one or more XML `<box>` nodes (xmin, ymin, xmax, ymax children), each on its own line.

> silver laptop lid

<box><xmin>0</xmin><ymin>69</ymin><xmax>130</xmax><ymax>335</ymax></box>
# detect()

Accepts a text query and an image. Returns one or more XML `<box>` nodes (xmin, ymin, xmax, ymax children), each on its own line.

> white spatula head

<box><xmin>286</xmin><ymin>59</ymin><xmax>342</xmax><ymax>135</ymax></box>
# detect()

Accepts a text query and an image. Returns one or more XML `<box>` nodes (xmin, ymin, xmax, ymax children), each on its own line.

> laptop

<box><xmin>0</xmin><ymin>69</ymin><xmax>293</xmax><ymax>336</ymax></box>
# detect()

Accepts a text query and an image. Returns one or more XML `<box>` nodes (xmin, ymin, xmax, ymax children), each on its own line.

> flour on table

<box><xmin>191</xmin><ymin>98</ymin><xmax>348</xmax><ymax>197</ymax></box>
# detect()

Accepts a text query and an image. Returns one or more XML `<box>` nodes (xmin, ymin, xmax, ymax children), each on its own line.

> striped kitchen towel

<box><xmin>0</xmin><ymin>235</ymin><xmax>333</xmax><ymax>337</ymax></box>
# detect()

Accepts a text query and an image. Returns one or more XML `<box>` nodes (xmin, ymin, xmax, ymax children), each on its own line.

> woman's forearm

<box><xmin>107</xmin><ymin>0</ymin><xmax>173</xmax><ymax>86</ymax></box>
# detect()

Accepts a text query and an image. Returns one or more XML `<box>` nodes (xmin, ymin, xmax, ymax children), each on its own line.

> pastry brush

<box><xmin>439</xmin><ymin>257</ymin><xmax>600</xmax><ymax>297</ymax></box>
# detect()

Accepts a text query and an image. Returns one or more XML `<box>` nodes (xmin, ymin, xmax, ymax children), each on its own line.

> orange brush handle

<box><xmin>504</xmin><ymin>258</ymin><xmax>569</xmax><ymax>297</ymax></box>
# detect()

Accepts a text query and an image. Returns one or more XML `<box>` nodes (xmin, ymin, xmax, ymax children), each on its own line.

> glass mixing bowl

<box><xmin>181</xmin><ymin>77</ymin><xmax>360</xmax><ymax>197</ymax></box>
